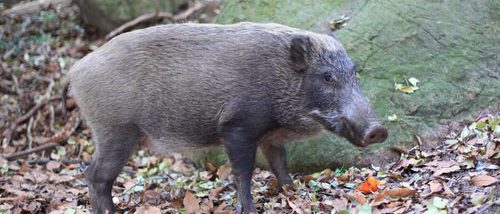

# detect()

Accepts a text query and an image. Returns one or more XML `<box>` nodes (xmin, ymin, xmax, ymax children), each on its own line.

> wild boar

<box><xmin>66</xmin><ymin>22</ymin><xmax>388</xmax><ymax>213</ymax></box>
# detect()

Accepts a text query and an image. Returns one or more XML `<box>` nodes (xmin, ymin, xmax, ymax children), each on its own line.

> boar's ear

<box><xmin>290</xmin><ymin>35</ymin><xmax>311</xmax><ymax>73</ymax></box>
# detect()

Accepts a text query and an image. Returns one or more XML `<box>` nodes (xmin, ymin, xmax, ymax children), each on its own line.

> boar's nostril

<box><xmin>364</xmin><ymin>125</ymin><xmax>388</xmax><ymax>144</ymax></box>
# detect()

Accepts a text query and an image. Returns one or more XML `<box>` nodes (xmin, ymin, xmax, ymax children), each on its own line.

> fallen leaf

<box><xmin>46</xmin><ymin>161</ymin><xmax>61</xmax><ymax>171</ymax></box>
<box><xmin>424</xmin><ymin>197</ymin><xmax>449</xmax><ymax>214</ymax></box>
<box><xmin>359</xmin><ymin>182</ymin><xmax>371</xmax><ymax>194</ymax></box>
<box><xmin>387</xmin><ymin>114</ymin><xmax>398</xmax><ymax>121</ymax></box>
<box><xmin>183</xmin><ymin>191</ymin><xmax>200</xmax><ymax>214</ymax></box>
<box><xmin>428</xmin><ymin>181</ymin><xmax>443</xmax><ymax>194</ymax></box>
<box><xmin>359</xmin><ymin>177</ymin><xmax>379</xmax><ymax>193</ymax></box>
<box><xmin>483</xmin><ymin>142</ymin><xmax>496</xmax><ymax>159</ymax></box>
<box><xmin>63</xmin><ymin>163</ymin><xmax>79</xmax><ymax>170</ymax></box>
<box><xmin>395</xmin><ymin>83</ymin><xmax>419</xmax><ymax>93</ymax></box>
<box><xmin>345</xmin><ymin>191</ymin><xmax>366</xmax><ymax>204</ymax></box>
<box><xmin>355</xmin><ymin>191</ymin><xmax>366</xmax><ymax>204</ymax></box>
<box><xmin>356</xmin><ymin>203</ymin><xmax>372</xmax><ymax>214</ymax></box>
<box><xmin>216</xmin><ymin>163</ymin><xmax>232</xmax><ymax>180</ymax></box>
<box><xmin>408</xmin><ymin>77</ymin><xmax>420</xmax><ymax>86</ymax></box>
<box><xmin>286</xmin><ymin>198</ymin><xmax>304</xmax><ymax>214</ymax></box>
<box><xmin>433</xmin><ymin>165</ymin><xmax>460</xmax><ymax>176</ymax></box>
<box><xmin>470</xmin><ymin>175</ymin><xmax>497</xmax><ymax>187</ymax></box>
<box><xmin>383</xmin><ymin>188</ymin><xmax>417</xmax><ymax>198</ymax></box>
<box><xmin>470</xmin><ymin>192</ymin><xmax>486</xmax><ymax>206</ymax></box>
<box><xmin>425</xmin><ymin>160</ymin><xmax>457</xmax><ymax>168</ymax></box>
<box><xmin>371</xmin><ymin>192</ymin><xmax>388</xmax><ymax>206</ymax></box>
<box><xmin>209</xmin><ymin>185</ymin><xmax>227</xmax><ymax>200</ymax></box>
<box><xmin>331</xmin><ymin>198</ymin><xmax>347</xmax><ymax>211</ymax></box>
<box><xmin>200</xmin><ymin>198</ymin><xmax>214</xmax><ymax>214</ymax></box>
<box><xmin>143</xmin><ymin>190</ymin><xmax>161</xmax><ymax>205</ymax></box>
<box><xmin>432</xmin><ymin>197</ymin><xmax>448</xmax><ymax>209</ymax></box>
<box><xmin>134</xmin><ymin>204</ymin><xmax>161</xmax><ymax>214</ymax></box>
<box><xmin>386</xmin><ymin>201</ymin><xmax>404</xmax><ymax>208</ymax></box>
<box><xmin>441</xmin><ymin>182</ymin><xmax>456</xmax><ymax>197</ymax></box>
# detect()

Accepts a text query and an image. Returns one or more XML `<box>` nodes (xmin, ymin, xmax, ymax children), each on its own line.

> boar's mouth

<box><xmin>309</xmin><ymin>110</ymin><xmax>376</xmax><ymax>147</ymax></box>
<box><xmin>337</xmin><ymin>117</ymin><xmax>367</xmax><ymax>147</ymax></box>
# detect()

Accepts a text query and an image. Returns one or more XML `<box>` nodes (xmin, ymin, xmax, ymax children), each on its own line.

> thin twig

<box><xmin>1</xmin><ymin>62</ymin><xmax>21</xmax><ymax>96</ymax></box>
<box><xmin>4</xmin><ymin>142</ymin><xmax>60</xmax><ymax>161</ymax></box>
<box><xmin>27</xmin><ymin>117</ymin><xmax>34</xmax><ymax>149</ymax></box>
<box><xmin>49</xmin><ymin>105</ymin><xmax>55</xmax><ymax>132</ymax></box>
<box><xmin>1</xmin><ymin>0</ymin><xmax>72</xmax><ymax>16</ymax></box>
<box><xmin>28</xmin><ymin>158</ymin><xmax>90</xmax><ymax>165</ymax></box>
<box><xmin>2</xmin><ymin>95</ymin><xmax>62</xmax><ymax>144</ymax></box>
<box><xmin>105</xmin><ymin>2</ymin><xmax>204</xmax><ymax>40</ymax></box>
<box><xmin>0</xmin><ymin>81</ymin><xmax>15</xmax><ymax>95</ymax></box>
<box><xmin>0</xmin><ymin>197</ymin><xmax>19</xmax><ymax>202</ymax></box>
<box><xmin>105</xmin><ymin>12</ymin><xmax>174</xmax><ymax>40</ymax></box>
<box><xmin>3</xmin><ymin>112</ymin><xmax>80</xmax><ymax>161</ymax></box>
<box><xmin>171</xmin><ymin>2</ymin><xmax>204</xmax><ymax>21</ymax></box>
<box><xmin>11</xmin><ymin>74</ymin><xmax>21</xmax><ymax>96</ymax></box>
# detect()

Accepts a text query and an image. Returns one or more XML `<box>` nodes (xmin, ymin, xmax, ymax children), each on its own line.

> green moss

<box><xmin>216</xmin><ymin>0</ymin><xmax>345</xmax><ymax>30</ymax></box>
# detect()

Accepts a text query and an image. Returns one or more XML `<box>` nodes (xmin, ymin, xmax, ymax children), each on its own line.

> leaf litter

<box><xmin>0</xmin><ymin>2</ymin><xmax>499</xmax><ymax>214</ymax></box>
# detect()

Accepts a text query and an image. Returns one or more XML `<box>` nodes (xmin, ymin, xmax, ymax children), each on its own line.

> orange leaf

<box><xmin>360</xmin><ymin>182</ymin><xmax>371</xmax><ymax>193</ymax></box>
<box><xmin>64</xmin><ymin>163</ymin><xmax>79</xmax><ymax>170</ymax></box>
<box><xmin>367</xmin><ymin>177</ymin><xmax>379</xmax><ymax>186</ymax></box>
<box><xmin>383</xmin><ymin>188</ymin><xmax>417</xmax><ymax>198</ymax></box>
<box><xmin>359</xmin><ymin>177</ymin><xmax>379</xmax><ymax>193</ymax></box>
<box><xmin>471</xmin><ymin>175</ymin><xmax>497</xmax><ymax>187</ymax></box>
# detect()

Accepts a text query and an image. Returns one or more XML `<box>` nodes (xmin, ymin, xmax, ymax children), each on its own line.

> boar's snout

<box><xmin>339</xmin><ymin>117</ymin><xmax>388</xmax><ymax>147</ymax></box>
<box><xmin>309</xmin><ymin>106</ymin><xmax>388</xmax><ymax>147</ymax></box>
<box><xmin>364</xmin><ymin>124</ymin><xmax>388</xmax><ymax>145</ymax></box>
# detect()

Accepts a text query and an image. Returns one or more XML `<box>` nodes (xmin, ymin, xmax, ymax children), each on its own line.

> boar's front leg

<box><xmin>220</xmin><ymin>97</ymin><xmax>275</xmax><ymax>213</ymax></box>
<box><xmin>259</xmin><ymin>143</ymin><xmax>293</xmax><ymax>187</ymax></box>
<box><xmin>223</xmin><ymin>125</ymin><xmax>259</xmax><ymax>213</ymax></box>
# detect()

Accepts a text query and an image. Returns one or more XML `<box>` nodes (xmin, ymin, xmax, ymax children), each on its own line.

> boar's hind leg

<box><xmin>259</xmin><ymin>143</ymin><xmax>292</xmax><ymax>187</ymax></box>
<box><xmin>85</xmin><ymin>124</ymin><xmax>141</xmax><ymax>214</ymax></box>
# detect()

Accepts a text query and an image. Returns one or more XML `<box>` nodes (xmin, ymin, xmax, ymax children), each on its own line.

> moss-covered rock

<box><xmin>187</xmin><ymin>0</ymin><xmax>500</xmax><ymax>172</ymax></box>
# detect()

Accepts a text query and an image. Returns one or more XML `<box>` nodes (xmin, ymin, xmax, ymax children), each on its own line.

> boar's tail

<box><xmin>61</xmin><ymin>79</ymin><xmax>70</xmax><ymax>113</ymax></box>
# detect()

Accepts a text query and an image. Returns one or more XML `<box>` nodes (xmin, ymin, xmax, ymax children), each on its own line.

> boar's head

<box><xmin>289</xmin><ymin>34</ymin><xmax>388</xmax><ymax>147</ymax></box>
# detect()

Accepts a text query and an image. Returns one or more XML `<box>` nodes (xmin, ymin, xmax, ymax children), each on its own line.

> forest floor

<box><xmin>0</xmin><ymin>2</ymin><xmax>499</xmax><ymax>214</ymax></box>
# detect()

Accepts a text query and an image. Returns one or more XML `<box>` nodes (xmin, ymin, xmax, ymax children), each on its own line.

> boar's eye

<box><xmin>324</xmin><ymin>74</ymin><xmax>335</xmax><ymax>83</ymax></box>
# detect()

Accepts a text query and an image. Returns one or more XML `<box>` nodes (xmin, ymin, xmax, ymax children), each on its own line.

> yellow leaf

<box><xmin>398</xmin><ymin>85</ymin><xmax>418</xmax><ymax>93</ymax></box>
<box><xmin>387</xmin><ymin>114</ymin><xmax>398</xmax><ymax>121</ymax></box>
<box><xmin>394</xmin><ymin>80</ymin><xmax>419</xmax><ymax>93</ymax></box>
